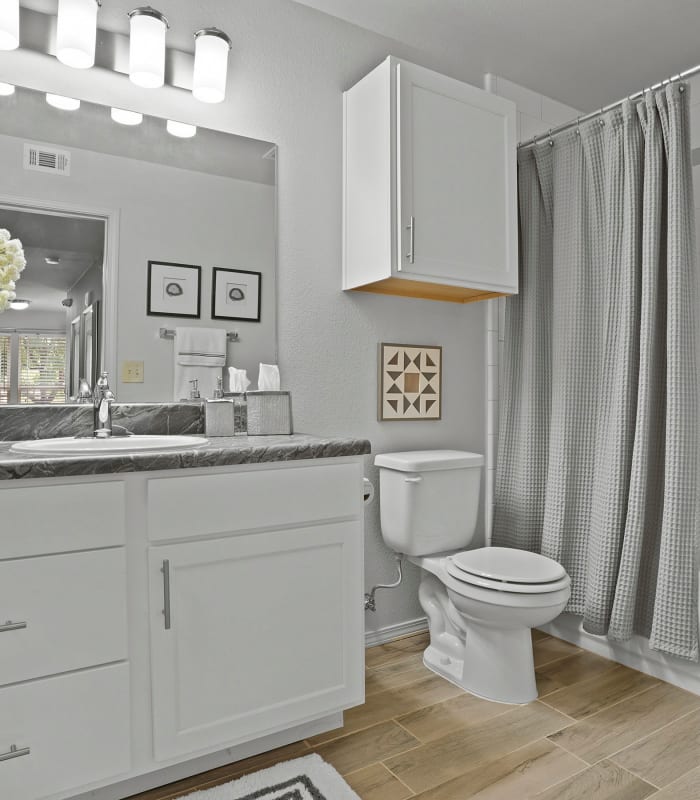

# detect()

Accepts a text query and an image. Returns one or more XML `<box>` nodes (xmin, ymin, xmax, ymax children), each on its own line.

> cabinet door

<box><xmin>397</xmin><ymin>61</ymin><xmax>517</xmax><ymax>292</ymax></box>
<box><xmin>148</xmin><ymin>521</ymin><xmax>363</xmax><ymax>760</ymax></box>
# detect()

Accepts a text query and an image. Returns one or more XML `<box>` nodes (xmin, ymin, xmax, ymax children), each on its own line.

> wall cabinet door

<box><xmin>343</xmin><ymin>56</ymin><xmax>517</xmax><ymax>302</ymax></box>
<box><xmin>148</xmin><ymin>521</ymin><xmax>363</xmax><ymax>760</ymax></box>
<box><xmin>397</xmin><ymin>60</ymin><xmax>517</xmax><ymax>291</ymax></box>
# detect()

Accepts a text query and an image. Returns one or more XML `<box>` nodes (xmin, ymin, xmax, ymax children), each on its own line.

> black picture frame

<box><xmin>146</xmin><ymin>261</ymin><xmax>202</xmax><ymax>319</ymax></box>
<box><xmin>211</xmin><ymin>267</ymin><xmax>262</xmax><ymax>322</ymax></box>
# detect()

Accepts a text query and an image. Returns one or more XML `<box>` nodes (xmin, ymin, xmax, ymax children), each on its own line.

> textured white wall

<box><xmin>1</xmin><ymin>0</ymin><xmax>494</xmax><ymax>637</ymax></box>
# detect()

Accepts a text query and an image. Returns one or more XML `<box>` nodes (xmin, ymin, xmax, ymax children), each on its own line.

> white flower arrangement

<box><xmin>0</xmin><ymin>228</ymin><xmax>26</xmax><ymax>312</ymax></box>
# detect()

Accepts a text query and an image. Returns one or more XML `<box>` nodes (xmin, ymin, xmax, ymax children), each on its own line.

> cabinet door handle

<box><xmin>406</xmin><ymin>216</ymin><xmax>415</xmax><ymax>263</ymax></box>
<box><xmin>0</xmin><ymin>745</ymin><xmax>30</xmax><ymax>762</ymax></box>
<box><xmin>404</xmin><ymin>476</ymin><xmax>423</xmax><ymax>483</ymax></box>
<box><xmin>161</xmin><ymin>559</ymin><xmax>171</xmax><ymax>630</ymax></box>
<box><xmin>0</xmin><ymin>620</ymin><xmax>27</xmax><ymax>633</ymax></box>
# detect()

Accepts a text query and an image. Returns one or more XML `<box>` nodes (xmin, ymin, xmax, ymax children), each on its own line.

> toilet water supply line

<box><xmin>364</xmin><ymin>554</ymin><xmax>403</xmax><ymax>612</ymax></box>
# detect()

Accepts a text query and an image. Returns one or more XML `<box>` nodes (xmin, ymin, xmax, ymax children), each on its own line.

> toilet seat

<box><xmin>445</xmin><ymin>547</ymin><xmax>570</xmax><ymax>595</ymax></box>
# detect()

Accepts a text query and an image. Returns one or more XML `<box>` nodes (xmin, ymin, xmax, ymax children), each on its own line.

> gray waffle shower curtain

<box><xmin>493</xmin><ymin>83</ymin><xmax>699</xmax><ymax>661</ymax></box>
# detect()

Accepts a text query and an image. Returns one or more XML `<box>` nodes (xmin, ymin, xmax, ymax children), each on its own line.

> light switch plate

<box><xmin>121</xmin><ymin>360</ymin><xmax>144</xmax><ymax>383</ymax></box>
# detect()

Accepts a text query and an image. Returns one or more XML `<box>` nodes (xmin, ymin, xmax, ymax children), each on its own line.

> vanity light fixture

<box><xmin>0</xmin><ymin>82</ymin><xmax>15</xmax><ymax>96</ymax></box>
<box><xmin>166</xmin><ymin>120</ymin><xmax>197</xmax><ymax>138</ymax></box>
<box><xmin>111</xmin><ymin>107</ymin><xmax>143</xmax><ymax>125</ymax></box>
<box><xmin>46</xmin><ymin>93</ymin><xmax>81</xmax><ymax>110</ymax></box>
<box><xmin>44</xmin><ymin>256</ymin><xmax>61</xmax><ymax>265</ymax></box>
<box><xmin>0</xmin><ymin>0</ymin><xmax>19</xmax><ymax>51</ymax></box>
<box><xmin>56</xmin><ymin>0</ymin><xmax>101</xmax><ymax>69</ymax></box>
<box><xmin>192</xmin><ymin>28</ymin><xmax>232</xmax><ymax>104</ymax></box>
<box><xmin>9</xmin><ymin>299</ymin><xmax>30</xmax><ymax>310</ymax></box>
<box><xmin>128</xmin><ymin>6</ymin><xmax>168</xmax><ymax>89</ymax></box>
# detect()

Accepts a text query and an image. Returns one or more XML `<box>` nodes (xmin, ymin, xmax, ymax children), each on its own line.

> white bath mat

<box><xmin>175</xmin><ymin>753</ymin><xmax>361</xmax><ymax>799</ymax></box>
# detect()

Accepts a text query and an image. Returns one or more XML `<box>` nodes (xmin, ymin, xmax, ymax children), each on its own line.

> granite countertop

<box><xmin>0</xmin><ymin>434</ymin><xmax>372</xmax><ymax>480</ymax></box>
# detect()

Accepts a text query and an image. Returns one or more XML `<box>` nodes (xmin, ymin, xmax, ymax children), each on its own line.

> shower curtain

<box><xmin>493</xmin><ymin>83</ymin><xmax>699</xmax><ymax>661</ymax></box>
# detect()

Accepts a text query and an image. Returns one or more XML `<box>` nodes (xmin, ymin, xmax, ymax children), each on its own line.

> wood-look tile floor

<box><xmin>130</xmin><ymin>631</ymin><xmax>700</xmax><ymax>800</ymax></box>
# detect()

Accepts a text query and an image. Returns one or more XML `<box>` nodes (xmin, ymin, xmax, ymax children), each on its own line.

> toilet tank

<box><xmin>374</xmin><ymin>450</ymin><xmax>484</xmax><ymax>556</ymax></box>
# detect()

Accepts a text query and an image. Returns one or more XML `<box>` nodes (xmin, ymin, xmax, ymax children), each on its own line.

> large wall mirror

<box><xmin>0</xmin><ymin>85</ymin><xmax>277</xmax><ymax>404</ymax></box>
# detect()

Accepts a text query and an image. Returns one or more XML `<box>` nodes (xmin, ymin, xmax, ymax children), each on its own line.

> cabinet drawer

<box><xmin>148</xmin><ymin>461</ymin><xmax>362</xmax><ymax>541</ymax></box>
<box><xmin>0</xmin><ymin>480</ymin><xmax>125</xmax><ymax>559</ymax></box>
<box><xmin>0</xmin><ymin>549</ymin><xmax>128</xmax><ymax>686</ymax></box>
<box><xmin>0</xmin><ymin>663</ymin><xmax>131</xmax><ymax>800</ymax></box>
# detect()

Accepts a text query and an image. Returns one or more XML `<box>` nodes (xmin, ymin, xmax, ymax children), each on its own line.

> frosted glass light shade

<box><xmin>0</xmin><ymin>82</ymin><xmax>15</xmax><ymax>96</ymax></box>
<box><xmin>0</xmin><ymin>0</ymin><xmax>19</xmax><ymax>51</ymax></box>
<box><xmin>56</xmin><ymin>0</ymin><xmax>100</xmax><ymax>69</ymax></box>
<box><xmin>167</xmin><ymin>120</ymin><xmax>196</xmax><ymax>138</ymax></box>
<box><xmin>111</xmin><ymin>107</ymin><xmax>143</xmax><ymax>125</ymax></box>
<box><xmin>193</xmin><ymin>29</ymin><xmax>232</xmax><ymax>104</ymax></box>
<box><xmin>46</xmin><ymin>93</ymin><xmax>81</xmax><ymax>111</ymax></box>
<box><xmin>128</xmin><ymin>7</ymin><xmax>168</xmax><ymax>89</ymax></box>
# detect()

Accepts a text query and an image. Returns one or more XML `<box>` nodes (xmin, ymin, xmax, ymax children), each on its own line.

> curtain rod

<box><xmin>517</xmin><ymin>63</ymin><xmax>700</xmax><ymax>150</ymax></box>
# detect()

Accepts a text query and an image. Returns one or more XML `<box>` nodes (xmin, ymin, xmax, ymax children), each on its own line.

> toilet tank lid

<box><xmin>374</xmin><ymin>450</ymin><xmax>484</xmax><ymax>472</ymax></box>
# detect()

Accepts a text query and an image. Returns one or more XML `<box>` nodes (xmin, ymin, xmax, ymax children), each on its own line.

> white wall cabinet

<box><xmin>0</xmin><ymin>457</ymin><xmax>364</xmax><ymax>800</ymax></box>
<box><xmin>343</xmin><ymin>56</ymin><xmax>518</xmax><ymax>303</ymax></box>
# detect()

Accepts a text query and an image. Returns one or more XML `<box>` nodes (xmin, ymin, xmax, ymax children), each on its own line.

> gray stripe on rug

<box><xmin>235</xmin><ymin>774</ymin><xmax>325</xmax><ymax>800</ymax></box>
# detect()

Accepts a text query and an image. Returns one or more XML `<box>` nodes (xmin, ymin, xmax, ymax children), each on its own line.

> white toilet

<box><xmin>375</xmin><ymin>449</ymin><xmax>571</xmax><ymax>704</ymax></box>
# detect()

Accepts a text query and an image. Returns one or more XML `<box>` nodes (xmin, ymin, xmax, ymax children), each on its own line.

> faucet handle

<box><xmin>96</xmin><ymin>371</ymin><xmax>115</xmax><ymax>400</ymax></box>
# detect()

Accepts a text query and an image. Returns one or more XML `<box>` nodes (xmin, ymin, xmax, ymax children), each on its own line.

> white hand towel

<box><xmin>176</xmin><ymin>327</ymin><xmax>226</xmax><ymax>366</ymax></box>
<box><xmin>174</xmin><ymin>327</ymin><xmax>227</xmax><ymax>401</ymax></box>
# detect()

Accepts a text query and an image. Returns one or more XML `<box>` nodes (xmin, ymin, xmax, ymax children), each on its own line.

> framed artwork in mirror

<box><xmin>147</xmin><ymin>261</ymin><xmax>201</xmax><ymax>319</ymax></box>
<box><xmin>211</xmin><ymin>267</ymin><xmax>261</xmax><ymax>322</ymax></box>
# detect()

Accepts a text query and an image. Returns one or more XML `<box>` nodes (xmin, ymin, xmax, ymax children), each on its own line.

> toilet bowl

<box><xmin>375</xmin><ymin>450</ymin><xmax>571</xmax><ymax>704</ymax></box>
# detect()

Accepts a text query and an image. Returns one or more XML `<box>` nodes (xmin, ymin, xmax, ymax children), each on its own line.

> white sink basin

<box><xmin>10</xmin><ymin>435</ymin><xmax>209</xmax><ymax>456</ymax></box>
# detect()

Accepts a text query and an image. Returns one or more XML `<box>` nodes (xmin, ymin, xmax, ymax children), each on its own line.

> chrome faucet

<box><xmin>93</xmin><ymin>372</ymin><xmax>115</xmax><ymax>438</ymax></box>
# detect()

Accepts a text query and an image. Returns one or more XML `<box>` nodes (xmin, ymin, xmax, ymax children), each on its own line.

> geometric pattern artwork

<box><xmin>379</xmin><ymin>342</ymin><xmax>442</xmax><ymax>420</ymax></box>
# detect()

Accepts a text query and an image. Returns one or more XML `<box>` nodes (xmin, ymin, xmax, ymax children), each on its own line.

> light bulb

<box><xmin>167</xmin><ymin>120</ymin><xmax>197</xmax><ymax>138</ymax></box>
<box><xmin>0</xmin><ymin>82</ymin><xmax>15</xmax><ymax>96</ymax></box>
<box><xmin>46</xmin><ymin>93</ymin><xmax>81</xmax><ymax>111</ymax></box>
<box><xmin>192</xmin><ymin>28</ymin><xmax>232</xmax><ymax>104</ymax></box>
<box><xmin>111</xmin><ymin>107</ymin><xmax>143</xmax><ymax>125</ymax></box>
<box><xmin>56</xmin><ymin>0</ymin><xmax>100</xmax><ymax>69</ymax></box>
<box><xmin>0</xmin><ymin>0</ymin><xmax>19</xmax><ymax>51</ymax></box>
<box><xmin>128</xmin><ymin>7</ymin><xmax>168</xmax><ymax>89</ymax></box>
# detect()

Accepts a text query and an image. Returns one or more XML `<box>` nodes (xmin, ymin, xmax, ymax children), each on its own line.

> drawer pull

<box><xmin>161</xmin><ymin>559</ymin><xmax>171</xmax><ymax>630</ymax></box>
<box><xmin>406</xmin><ymin>216</ymin><xmax>415</xmax><ymax>263</ymax></box>
<box><xmin>0</xmin><ymin>745</ymin><xmax>30</xmax><ymax>762</ymax></box>
<box><xmin>0</xmin><ymin>620</ymin><xmax>27</xmax><ymax>633</ymax></box>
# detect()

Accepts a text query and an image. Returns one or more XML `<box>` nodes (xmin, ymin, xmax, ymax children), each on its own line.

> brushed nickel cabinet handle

<box><xmin>0</xmin><ymin>745</ymin><xmax>30</xmax><ymax>762</ymax></box>
<box><xmin>161</xmin><ymin>559</ymin><xmax>171</xmax><ymax>630</ymax></box>
<box><xmin>0</xmin><ymin>620</ymin><xmax>27</xmax><ymax>633</ymax></box>
<box><xmin>406</xmin><ymin>216</ymin><xmax>415</xmax><ymax>263</ymax></box>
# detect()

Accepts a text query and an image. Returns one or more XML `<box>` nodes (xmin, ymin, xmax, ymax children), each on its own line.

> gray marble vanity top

<box><xmin>0</xmin><ymin>434</ymin><xmax>372</xmax><ymax>480</ymax></box>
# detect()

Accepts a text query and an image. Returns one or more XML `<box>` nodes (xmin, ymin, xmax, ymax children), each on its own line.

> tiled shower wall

<box><xmin>483</xmin><ymin>74</ymin><xmax>581</xmax><ymax>540</ymax></box>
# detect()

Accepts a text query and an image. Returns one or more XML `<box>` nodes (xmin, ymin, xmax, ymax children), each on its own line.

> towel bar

<box><xmin>159</xmin><ymin>327</ymin><xmax>239</xmax><ymax>342</ymax></box>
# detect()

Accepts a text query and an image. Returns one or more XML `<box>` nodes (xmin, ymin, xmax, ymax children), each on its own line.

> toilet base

<box><xmin>422</xmin><ymin>624</ymin><xmax>537</xmax><ymax>705</ymax></box>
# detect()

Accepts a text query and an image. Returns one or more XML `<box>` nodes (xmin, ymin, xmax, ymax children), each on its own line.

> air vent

<box><xmin>23</xmin><ymin>143</ymin><xmax>71</xmax><ymax>176</ymax></box>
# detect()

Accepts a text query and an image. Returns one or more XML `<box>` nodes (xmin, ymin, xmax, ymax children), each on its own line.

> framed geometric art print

<box><xmin>379</xmin><ymin>343</ymin><xmax>442</xmax><ymax>420</ymax></box>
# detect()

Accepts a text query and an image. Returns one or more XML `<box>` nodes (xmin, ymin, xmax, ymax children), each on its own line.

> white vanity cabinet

<box><xmin>0</xmin><ymin>479</ymin><xmax>131</xmax><ymax>800</ymax></box>
<box><xmin>343</xmin><ymin>56</ymin><xmax>518</xmax><ymax>303</ymax></box>
<box><xmin>0</xmin><ymin>454</ymin><xmax>365</xmax><ymax>800</ymax></box>
<box><xmin>145</xmin><ymin>462</ymin><xmax>364</xmax><ymax>762</ymax></box>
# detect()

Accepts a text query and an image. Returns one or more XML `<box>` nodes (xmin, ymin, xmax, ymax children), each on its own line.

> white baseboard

<box><xmin>365</xmin><ymin>616</ymin><xmax>428</xmax><ymax>648</ymax></box>
<box><xmin>541</xmin><ymin>613</ymin><xmax>700</xmax><ymax>696</ymax></box>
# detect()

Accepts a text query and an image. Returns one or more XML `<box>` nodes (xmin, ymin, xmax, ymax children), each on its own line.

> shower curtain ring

<box><xmin>575</xmin><ymin>117</ymin><xmax>581</xmax><ymax>136</ymax></box>
<box><xmin>547</xmin><ymin>128</ymin><xmax>554</xmax><ymax>146</ymax></box>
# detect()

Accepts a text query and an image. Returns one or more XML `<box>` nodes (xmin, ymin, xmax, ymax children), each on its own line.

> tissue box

<box><xmin>246</xmin><ymin>391</ymin><xmax>293</xmax><ymax>435</ymax></box>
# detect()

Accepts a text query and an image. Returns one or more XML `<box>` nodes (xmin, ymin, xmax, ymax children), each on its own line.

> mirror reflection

<box><xmin>0</xmin><ymin>85</ymin><xmax>277</xmax><ymax>405</ymax></box>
